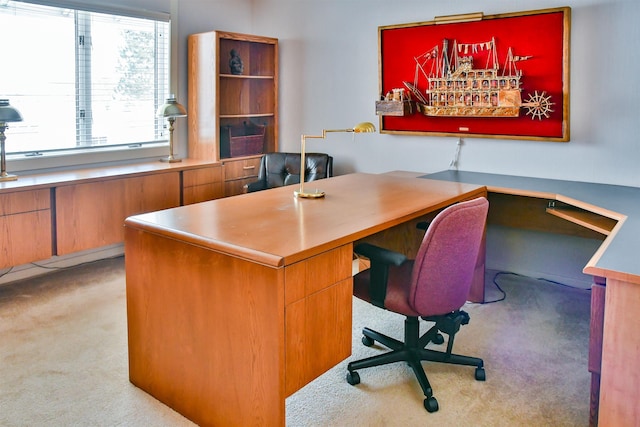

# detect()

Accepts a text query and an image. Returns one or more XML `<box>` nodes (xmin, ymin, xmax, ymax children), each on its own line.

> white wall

<box><xmin>241</xmin><ymin>0</ymin><xmax>638</xmax><ymax>288</ymax></box>
<box><xmin>245</xmin><ymin>0</ymin><xmax>639</xmax><ymax>188</ymax></box>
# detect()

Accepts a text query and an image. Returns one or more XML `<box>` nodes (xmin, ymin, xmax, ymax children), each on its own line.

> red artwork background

<box><xmin>379</xmin><ymin>8</ymin><xmax>570</xmax><ymax>141</ymax></box>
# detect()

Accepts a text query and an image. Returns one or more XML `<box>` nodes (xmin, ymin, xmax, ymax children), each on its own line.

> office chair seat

<box><xmin>346</xmin><ymin>197</ymin><xmax>489</xmax><ymax>413</ymax></box>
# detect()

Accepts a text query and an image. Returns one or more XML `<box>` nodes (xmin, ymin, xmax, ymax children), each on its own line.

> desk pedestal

<box><xmin>125</xmin><ymin>228</ymin><xmax>353</xmax><ymax>426</ymax></box>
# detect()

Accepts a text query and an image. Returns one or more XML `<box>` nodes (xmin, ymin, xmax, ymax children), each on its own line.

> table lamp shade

<box><xmin>0</xmin><ymin>99</ymin><xmax>23</xmax><ymax>182</ymax></box>
<box><xmin>0</xmin><ymin>99</ymin><xmax>23</xmax><ymax>123</ymax></box>
<box><xmin>157</xmin><ymin>96</ymin><xmax>187</xmax><ymax>118</ymax></box>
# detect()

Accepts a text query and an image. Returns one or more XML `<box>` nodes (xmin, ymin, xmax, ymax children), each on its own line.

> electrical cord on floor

<box><xmin>479</xmin><ymin>270</ymin><xmax>592</xmax><ymax>305</ymax></box>
<box><xmin>498</xmin><ymin>270</ymin><xmax>592</xmax><ymax>291</ymax></box>
<box><xmin>534</xmin><ymin>274</ymin><xmax>592</xmax><ymax>291</ymax></box>
<box><xmin>479</xmin><ymin>271</ymin><xmax>508</xmax><ymax>304</ymax></box>
<box><xmin>0</xmin><ymin>266</ymin><xmax>14</xmax><ymax>279</ymax></box>
<box><xmin>29</xmin><ymin>254</ymin><xmax>125</xmax><ymax>271</ymax></box>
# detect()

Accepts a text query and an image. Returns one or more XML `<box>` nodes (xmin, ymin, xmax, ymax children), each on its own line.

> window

<box><xmin>0</xmin><ymin>0</ymin><xmax>170</xmax><ymax>158</ymax></box>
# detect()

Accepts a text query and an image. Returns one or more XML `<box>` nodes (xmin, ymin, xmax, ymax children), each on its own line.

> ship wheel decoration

<box><xmin>523</xmin><ymin>91</ymin><xmax>554</xmax><ymax>120</ymax></box>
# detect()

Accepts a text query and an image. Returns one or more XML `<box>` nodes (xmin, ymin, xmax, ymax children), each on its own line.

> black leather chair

<box><xmin>245</xmin><ymin>152</ymin><xmax>333</xmax><ymax>193</ymax></box>
<box><xmin>346</xmin><ymin>197</ymin><xmax>489</xmax><ymax>413</ymax></box>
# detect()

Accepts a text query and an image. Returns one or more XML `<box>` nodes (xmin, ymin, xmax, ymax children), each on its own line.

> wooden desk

<box><xmin>423</xmin><ymin>170</ymin><xmax>640</xmax><ymax>427</ymax></box>
<box><xmin>124</xmin><ymin>173</ymin><xmax>485</xmax><ymax>426</ymax></box>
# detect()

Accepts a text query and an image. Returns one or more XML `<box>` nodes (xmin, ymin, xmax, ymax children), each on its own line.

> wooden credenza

<box><xmin>0</xmin><ymin>160</ymin><xmax>223</xmax><ymax>270</ymax></box>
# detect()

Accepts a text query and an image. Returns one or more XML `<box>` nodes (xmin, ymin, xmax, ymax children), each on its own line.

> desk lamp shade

<box><xmin>0</xmin><ymin>99</ymin><xmax>24</xmax><ymax>182</ymax></box>
<box><xmin>352</xmin><ymin>122</ymin><xmax>377</xmax><ymax>133</ymax></box>
<box><xmin>157</xmin><ymin>95</ymin><xmax>187</xmax><ymax>163</ymax></box>
<box><xmin>295</xmin><ymin>121</ymin><xmax>376</xmax><ymax>199</ymax></box>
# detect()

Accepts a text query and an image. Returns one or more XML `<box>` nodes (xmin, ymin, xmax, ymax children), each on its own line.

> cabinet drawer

<box><xmin>223</xmin><ymin>157</ymin><xmax>261</xmax><ymax>180</ymax></box>
<box><xmin>284</xmin><ymin>244</ymin><xmax>353</xmax><ymax>305</ymax></box>
<box><xmin>183</xmin><ymin>165</ymin><xmax>223</xmax><ymax>187</ymax></box>
<box><xmin>0</xmin><ymin>189</ymin><xmax>50</xmax><ymax>215</ymax></box>
<box><xmin>184</xmin><ymin>184</ymin><xmax>224</xmax><ymax>204</ymax></box>
<box><xmin>56</xmin><ymin>172</ymin><xmax>181</xmax><ymax>255</ymax></box>
<box><xmin>284</xmin><ymin>245</ymin><xmax>354</xmax><ymax>396</ymax></box>
<box><xmin>183</xmin><ymin>166</ymin><xmax>224</xmax><ymax>204</ymax></box>
<box><xmin>0</xmin><ymin>189</ymin><xmax>52</xmax><ymax>268</ymax></box>
<box><xmin>224</xmin><ymin>177</ymin><xmax>255</xmax><ymax>197</ymax></box>
<box><xmin>285</xmin><ymin>277</ymin><xmax>352</xmax><ymax>396</ymax></box>
<box><xmin>1</xmin><ymin>210</ymin><xmax>52</xmax><ymax>268</ymax></box>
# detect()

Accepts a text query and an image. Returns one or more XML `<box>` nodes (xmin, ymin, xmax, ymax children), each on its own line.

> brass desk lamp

<box><xmin>295</xmin><ymin>121</ymin><xmax>376</xmax><ymax>199</ymax></box>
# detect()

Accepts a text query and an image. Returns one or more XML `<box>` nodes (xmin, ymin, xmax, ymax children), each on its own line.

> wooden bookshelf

<box><xmin>188</xmin><ymin>30</ymin><xmax>278</xmax><ymax>196</ymax></box>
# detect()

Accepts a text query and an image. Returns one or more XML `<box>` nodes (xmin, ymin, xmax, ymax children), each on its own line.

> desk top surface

<box><xmin>423</xmin><ymin>170</ymin><xmax>640</xmax><ymax>282</ymax></box>
<box><xmin>125</xmin><ymin>173</ymin><xmax>484</xmax><ymax>267</ymax></box>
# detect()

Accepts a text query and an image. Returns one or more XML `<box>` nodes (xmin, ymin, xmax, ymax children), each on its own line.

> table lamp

<box><xmin>0</xmin><ymin>99</ymin><xmax>24</xmax><ymax>182</ymax></box>
<box><xmin>157</xmin><ymin>95</ymin><xmax>187</xmax><ymax>163</ymax></box>
<box><xmin>295</xmin><ymin>121</ymin><xmax>376</xmax><ymax>199</ymax></box>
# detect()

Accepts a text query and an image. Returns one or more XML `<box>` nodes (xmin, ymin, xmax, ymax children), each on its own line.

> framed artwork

<box><xmin>377</xmin><ymin>7</ymin><xmax>571</xmax><ymax>141</ymax></box>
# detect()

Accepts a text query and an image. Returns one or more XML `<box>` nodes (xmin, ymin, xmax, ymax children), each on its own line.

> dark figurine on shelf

<box><xmin>229</xmin><ymin>49</ymin><xmax>244</xmax><ymax>75</ymax></box>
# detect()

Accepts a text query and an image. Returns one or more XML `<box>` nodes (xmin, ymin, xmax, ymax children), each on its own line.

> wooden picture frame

<box><xmin>377</xmin><ymin>7</ymin><xmax>571</xmax><ymax>141</ymax></box>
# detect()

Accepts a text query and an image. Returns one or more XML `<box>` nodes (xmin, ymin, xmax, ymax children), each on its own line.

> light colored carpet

<box><xmin>0</xmin><ymin>257</ymin><xmax>590</xmax><ymax>426</ymax></box>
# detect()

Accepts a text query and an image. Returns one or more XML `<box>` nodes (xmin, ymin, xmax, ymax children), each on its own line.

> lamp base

<box><xmin>0</xmin><ymin>173</ymin><xmax>18</xmax><ymax>182</ymax></box>
<box><xmin>160</xmin><ymin>156</ymin><xmax>182</xmax><ymax>163</ymax></box>
<box><xmin>294</xmin><ymin>189</ymin><xmax>325</xmax><ymax>199</ymax></box>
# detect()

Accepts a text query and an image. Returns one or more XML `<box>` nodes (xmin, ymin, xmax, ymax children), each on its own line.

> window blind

<box><xmin>0</xmin><ymin>0</ymin><xmax>170</xmax><ymax>155</ymax></box>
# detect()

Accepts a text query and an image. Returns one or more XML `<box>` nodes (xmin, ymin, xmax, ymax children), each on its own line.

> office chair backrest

<box><xmin>410</xmin><ymin>197</ymin><xmax>489</xmax><ymax>315</ymax></box>
<box><xmin>263</xmin><ymin>152</ymin><xmax>333</xmax><ymax>187</ymax></box>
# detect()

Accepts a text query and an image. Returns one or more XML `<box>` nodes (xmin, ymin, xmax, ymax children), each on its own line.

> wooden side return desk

<box><xmin>124</xmin><ymin>173</ymin><xmax>485</xmax><ymax>426</ymax></box>
<box><xmin>423</xmin><ymin>170</ymin><xmax>640</xmax><ymax>427</ymax></box>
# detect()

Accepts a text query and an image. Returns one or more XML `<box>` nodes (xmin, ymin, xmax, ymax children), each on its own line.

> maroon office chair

<box><xmin>346</xmin><ymin>197</ymin><xmax>489</xmax><ymax>413</ymax></box>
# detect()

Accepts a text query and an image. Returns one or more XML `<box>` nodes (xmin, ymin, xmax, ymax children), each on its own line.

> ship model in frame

<box><xmin>377</xmin><ymin>36</ymin><xmax>554</xmax><ymax>121</ymax></box>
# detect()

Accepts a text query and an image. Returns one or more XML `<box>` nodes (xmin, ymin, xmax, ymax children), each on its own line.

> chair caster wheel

<box><xmin>475</xmin><ymin>367</ymin><xmax>486</xmax><ymax>381</ymax></box>
<box><xmin>346</xmin><ymin>371</ymin><xmax>360</xmax><ymax>385</ymax></box>
<box><xmin>432</xmin><ymin>333</ymin><xmax>445</xmax><ymax>345</ymax></box>
<box><xmin>362</xmin><ymin>335</ymin><xmax>374</xmax><ymax>347</ymax></box>
<box><xmin>424</xmin><ymin>396</ymin><xmax>439</xmax><ymax>413</ymax></box>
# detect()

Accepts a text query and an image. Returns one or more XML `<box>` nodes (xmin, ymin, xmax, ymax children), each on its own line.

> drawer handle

<box><xmin>243</xmin><ymin>166</ymin><xmax>256</xmax><ymax>170</ymax></box>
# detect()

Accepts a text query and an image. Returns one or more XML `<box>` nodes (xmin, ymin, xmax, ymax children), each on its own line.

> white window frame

<box><xmin>3</xmin><ymin>0</ymin><xmax>176</xmax><ymax>175</ymax></box>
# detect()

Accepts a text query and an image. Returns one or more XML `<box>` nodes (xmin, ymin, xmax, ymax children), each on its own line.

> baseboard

<box><xmin>0</xmin><ymin>244</ymin><xmax>124</xmax><ymax>287</ymax></box>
